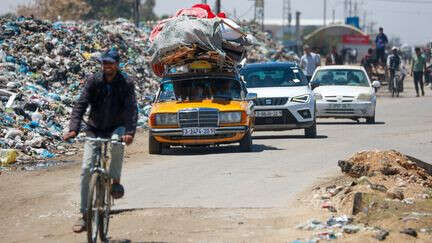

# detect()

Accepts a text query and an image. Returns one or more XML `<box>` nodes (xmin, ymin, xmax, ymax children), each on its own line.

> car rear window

<box><xmin>312</xmin><ymin>69</ymin><xmax>370</xmax><ymax>87</ymax></box>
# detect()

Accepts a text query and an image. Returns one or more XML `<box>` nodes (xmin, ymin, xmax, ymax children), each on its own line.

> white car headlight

<box><xmin>314</xmin><ymin>93</ymin><xmax>323</xmax><ymax>100</ymax></box>
<box><xmin>220</xmin><ymin>112</ymin><xmax>242</xmax><ymax>123</ymax></box>
<box><xmin>357</xmin><ymin>93</ymin><xmax>372</xmax><ymax>101</ymax></box>
<box><xmin>291</xmin><ymin>94</ymin><xmax>310</xmax><ymax>103</ymax></box>
<box><xmin>155</xmin><ymin>113</ymin><xmax>178</xmax><ymax>125</ymax></box>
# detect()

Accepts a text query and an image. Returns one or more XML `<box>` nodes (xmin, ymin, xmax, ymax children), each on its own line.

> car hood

<box><xmin>314</xmin><ymin>85</ymin><xmax>372</xmax><ymax>96</ymax></box>
<box><xmin>247</xmin><ymin>86</ymin><xmax>311</xmax><ymax>98</ymax></box>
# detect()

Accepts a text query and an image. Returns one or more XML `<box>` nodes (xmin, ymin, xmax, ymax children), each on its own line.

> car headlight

<box><xmin>357</xmin><ymin>93</ymin><xmax>372</xmax><ymax>101</ymax></box>
<box><xmin>155</xmin><ymin>113</ymin><xmax>178</xmax><ymax>125</ymax></box>
<box><xmin>291</xmin><ymin>94</ymin><xmax>310</xmax><ymax>103</ymax></box>
<box><xmin>314</xmin><ymin>93</ymin><xmax>323</xmax><ymax>100</ymax></box>
<box><xmin>219</xmin><ymin>112</ymin><xmax>242</xmax><ymax>123</ymax></box>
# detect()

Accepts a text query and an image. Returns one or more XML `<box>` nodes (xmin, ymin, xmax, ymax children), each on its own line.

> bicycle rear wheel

<box><xmin>87</xmin><ymin>174</ymin><xmax>102</xmax><ymax>243</ymax></box>
<box><xmin>99</xmin><ymin>178</ymin><xmax>111</xmax><ymax>241</ymax></box>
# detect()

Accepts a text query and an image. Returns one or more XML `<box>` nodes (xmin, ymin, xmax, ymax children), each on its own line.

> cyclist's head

<box><xmin>379</xmin><ymin>27</ymin><xmax>384</xmax><ymax>33</ymax></box>
<box><xmin>368</xmin><ymin>48</ymin><xmax>373</xmax><ymax>54</ymax></box>
<box><xmin>415</xmin><ymin>47</ymin><xmax>421</xmax><ymax>55</ymax></box>
<box><xmin>392</xmin><ymin>47</ymin><xmax>398</xmax><ymax>55</ymax></box>
<box><xmin>99</xmin><ymin>49</ymin><xmax>120</xmax><ymax>76</ymax></box>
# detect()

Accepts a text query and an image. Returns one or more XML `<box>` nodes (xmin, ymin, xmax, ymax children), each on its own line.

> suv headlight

<box><xmin>291</xmin><ymin>94</ymin><xmax>310</xmax><ymax>103</ymax></box>
<box><xmin>220</xmin><ymin>112</ymin><xmax>242</xmax><ymax>123</ymax></box>
<box><xmin>314</xmin><ymin>93</ymin><xmax>323</xmax><ymax>100</ymax></box>
<box><xmin>357</xmin><ymin>93</ymin><xmax>372</xmax><ymax>101</ymax></box>
<box><xmin>155</xmin><ymin>113</ymin><xmax>178</xmax><ymax>125</ymax></box>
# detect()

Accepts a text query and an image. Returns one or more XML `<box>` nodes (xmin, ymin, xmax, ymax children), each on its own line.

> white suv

<box><xmin>241</xmin><ymin>62</ymin><xmax>317</xmax><ymax>138</ymax></box>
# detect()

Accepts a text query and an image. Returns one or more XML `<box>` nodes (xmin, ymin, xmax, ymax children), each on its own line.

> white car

<box><xmin>310</xmin><ymin>65</ymin><xmax>380</xmax><ymax>124</ymax></box>
<box><xmin>241</xmin><ymin>62</ymin><xmax>317</xmax><ymax>138</ymax></box>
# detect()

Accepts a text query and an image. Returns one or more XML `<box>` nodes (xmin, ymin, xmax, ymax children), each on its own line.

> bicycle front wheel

<box><xmin>87</xmin><ymin>174</ymin><xmax>102</xmax><ymax>243</ymax></box>
<box><xmin>99</xmin><ymin>178</ymin><xmax>111</xmax><ymax>241</ymax></box>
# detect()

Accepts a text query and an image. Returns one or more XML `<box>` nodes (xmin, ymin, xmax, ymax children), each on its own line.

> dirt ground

<box><xmin>1</xmin><ymin>136</ymin><xmax>432</xmax><ymax>242</ymax></box>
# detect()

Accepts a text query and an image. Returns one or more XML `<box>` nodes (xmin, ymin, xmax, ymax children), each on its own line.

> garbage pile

<box><xmin>0</xmin><ymin>16</ymin><xmax>158</xmax><ymax>166</ymax></box>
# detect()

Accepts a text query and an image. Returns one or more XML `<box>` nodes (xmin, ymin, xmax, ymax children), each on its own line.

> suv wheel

<box><xmin>239</xmin><ymin>130</ymin><xmax>253</xmax><ymax>152</ymax></box>
<box><xmin>148</xmin><ymin>135</ymin><xmax>162</xmax><ymax>154</ymax></box>
<box><xmin>366</xmin><ymin>115</ymin><xmax>375</xmax><ymax>124</ymax></box>
<box><xmin>305</xmin><ymin>120</ymin><xmax>317</xmax><ymax>138</ymax></box>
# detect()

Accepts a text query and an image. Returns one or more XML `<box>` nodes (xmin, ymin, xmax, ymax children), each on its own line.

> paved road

<box><xmin>116</xmin><ymin>84</ymin><xmax>432</xmax><ymax>210</ymax></box>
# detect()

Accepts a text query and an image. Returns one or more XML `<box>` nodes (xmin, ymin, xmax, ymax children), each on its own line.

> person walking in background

<box><xmin>361</xmin><ymin>48</ymin><xmax>376</xmax><ymax>78</ymax></box>
<box><xmin>300</xmin><ymin>45</ymin><xmax>320</xmax><ymax>81</ymax></box>
<box><xmin>375</xmin><ymin>27</ymin><xmax>389</xmax><ymax>66</ymax></box>
<box><xmin>326</xmin><ymin>46</ymin><xmax>343</xmax><ymax>65</ymax></box>
<box><xmin>411</xmin><ymin>47</ymin><xmax>427</xmax><ymax>97</ymax></box>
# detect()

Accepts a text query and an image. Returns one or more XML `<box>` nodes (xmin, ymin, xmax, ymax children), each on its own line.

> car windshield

<box><xmin>158</xmin><ymin>78</ymin><xmax>243</xmax><ymax>102</ymax></box>
<box><xmin>312</xmin><ymin>69</ymin><xmax>370</xmax><ymax>87</ymax></box>
<box><xmin>241</xmin><ymin>66</ymin><xmax>308</xmax><ymax>88</ymax></box>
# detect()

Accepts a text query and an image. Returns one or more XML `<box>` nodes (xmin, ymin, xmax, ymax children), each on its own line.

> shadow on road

<box><xmin>108</xmin><ymin>240</ymin><xmax>167</xmax><ymax>243</ymax></box>
<box><xmin>317</xmin><ymin>121</ymin><xmax>385</xmax><ymax>125</ymax></box>
<box><xmin>253</xmin><ymin>135</ymin><xmax>328</xmax><ymax>140</ymax></box>
<box><xmin>161</xmin><ymin>144</ymin><xmax>282</xmax><ymax>156</ymax></box>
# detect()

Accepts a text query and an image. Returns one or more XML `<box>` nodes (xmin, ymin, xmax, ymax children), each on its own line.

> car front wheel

<box><xmin>305</xmin><ymin>120</ymin><xmax>317</xmax><ymax>138</ymax></box>
<box><xmin>366</xmin><ymin>116</ymin><xmax>375</xmax><ymax>124</ymax></box>
<box><xmin>148</xmin><ymin>135</ymin><xmax>162</xmax><ymax>154</ymax></box>
<box><xmin>239</xmin><ymin>130</ymin><xmax>253</xmax><ymax>152</ymax></box>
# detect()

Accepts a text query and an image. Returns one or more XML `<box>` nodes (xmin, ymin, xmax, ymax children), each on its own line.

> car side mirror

<box><xmin>310</xmin><ymin>82</ymin><xmax>320</xmax><ymax>90</ymax></box>
<box><xmin>246</xmin><ymin>93</ymin><xmax>257</xmax><ymax>101</ymax></box>
<box><xmin>372</xmin><ymin>81</ymin><xmax>381</xmax><ymax>88</ymax></box>
<box><xmin>143</xmin><ymin>95</ymin><xmax>155</xmax><ymax>103</ymax></box>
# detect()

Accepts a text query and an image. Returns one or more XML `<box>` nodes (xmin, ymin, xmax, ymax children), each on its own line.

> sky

<box><xmin>2</xmin><ymin>0</ymin><xmax>432</xmax><ymax>45</ymax></box>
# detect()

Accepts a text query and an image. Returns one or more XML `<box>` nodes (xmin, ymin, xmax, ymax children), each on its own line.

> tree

<box><xmin>17</xmin><ymin>0</ymin><xmax>90</xmax><ymax>21</ymax></box>
<box><xmin>141</xmin><ymin>0</ymin><xmax>157</xmax><ymax>21</ymax></box>
<box><xmin>84</xmin><ymin>0</ymin><xmax>134</xmax><ymax>20</ymax></box>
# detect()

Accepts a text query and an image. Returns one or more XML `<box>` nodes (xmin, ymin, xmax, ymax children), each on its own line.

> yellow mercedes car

<box><xmin>147</xmin><ymin>72</ymin><xmax>256</xmax><ymax>154</ymax></box>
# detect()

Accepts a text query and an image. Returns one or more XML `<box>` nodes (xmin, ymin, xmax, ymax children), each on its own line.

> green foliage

<box><xmin>84</xmin><ymin>0</ymin><xmax>134</xmax><ymax>20</ymax></box>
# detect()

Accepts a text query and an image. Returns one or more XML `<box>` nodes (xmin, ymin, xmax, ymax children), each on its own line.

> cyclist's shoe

<box><xmin>111</xmin><ymin>183</ymin><xmax>124</xmax><ymax>199</ymax></box>
<box><xmin>72</xmin><ymin>216</ymin><xmax>86</xmax><ymax>233</ymax></box>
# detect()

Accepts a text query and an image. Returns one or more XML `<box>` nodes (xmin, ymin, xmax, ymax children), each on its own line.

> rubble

<box><xmin>0</xmin><ymin>16</ymin><xmax>159</xmax><ymax>167</ymax></box>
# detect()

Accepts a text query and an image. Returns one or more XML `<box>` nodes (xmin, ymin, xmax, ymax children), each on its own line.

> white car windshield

<box><xmin>312</xmin><ymin>69</ymin><xmax>370</xmax><ymax>87</ymax></box>
<box><xmin>241</xmin><ymin>67</ymin><xmax>308</xmax><ymax>88</ymax></box>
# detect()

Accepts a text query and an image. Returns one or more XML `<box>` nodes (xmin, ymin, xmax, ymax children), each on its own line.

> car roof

<box><xmin>242</xmin><ymin>62</ymin><xmax>299</xmax><ymax>69</ymax></box>
<box><xmin>315</xmin><ymin>65</ymin><xmax>365</xmax><ymax>71</ymax></box>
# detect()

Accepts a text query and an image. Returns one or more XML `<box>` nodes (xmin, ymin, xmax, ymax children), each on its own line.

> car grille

<box><xmin>324</xmin><ymin>96</ymin><xmax>355</xmax><ymax>103</ymax></box>
<box><xmin>178</xmin><ymin>108</ymin><xmax>219</xmax><ymax>128</ymax></box>
<box><xmin>255</xmin><ymin>109</ymin><xmax>298</xmax><ymax>125</ymax></box>
<box><xmin>255</xmin><ymin>97</ymin><xmax>289</xmax><ymax>106</ymax></box>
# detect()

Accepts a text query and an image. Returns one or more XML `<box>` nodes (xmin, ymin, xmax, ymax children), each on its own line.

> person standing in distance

<box><xmin>411</xmin><ymin>47</ymin><xmax>427</xmax><ymax>97</ymax></box>
<box><xmin>300</xmin><ymin>44</ymin><xmax>321</xmax><ymax>81</ymax></box>
<box><xmin>63</xmin><ymin>49</ymin><xmax>138</xmax><ymax>233</ymax></box>
<box><xmin>375</xmin><ymin>27</ymin><xmax>389</xmax><ymax>66</ymax></box>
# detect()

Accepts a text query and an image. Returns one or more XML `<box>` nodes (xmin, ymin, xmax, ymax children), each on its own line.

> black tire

<box><xmin>239</xmin><ymin>130</ymin><xmax>253</xmax><ymax>152</ymax></box>
<box><xmin>366</xmin><ymin>116</ymin><xmax>375</xmax><ymax>124</ymax></box>
<box><xmin>87</xmin><ymin>174</ymin><xmax>102</xmax><ymax>243</ymax></box>
<box><xmin>305</xmin><ymin>120</ymin><xmax>317</xmax><ymax>138</ymax></box>
<box><xmin>148</xmin><ymin>135</ymin><xmax>162</xmax><ymax>154</ymax></box>
<box><xmin>99</xmin><ymin>179</ymin><xmax>110</xmax><ymax>242</ymax></box>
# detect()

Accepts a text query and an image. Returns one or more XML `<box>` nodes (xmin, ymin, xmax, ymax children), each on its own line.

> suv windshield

<box><xmin>241</xmin><ymin>67</ymin><xmax>308</xmax><ymax>88</ymax></box>
<box><xmin>158</xmin><ymin>78</ymin><xmax>243</xmax><ymax>102</ymax></box>
<box><xmin>312</xmin><ymin>69</ymin><xmax>370</xmax><ymax>87</ymax></box>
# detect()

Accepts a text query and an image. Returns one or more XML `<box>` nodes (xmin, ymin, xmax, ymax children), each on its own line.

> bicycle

<box><xmin>391</xmin><ymin>71</ymin><xmax>402</xmax><ymax>97</ymax></box>
<box><xmin>80</xmin><ymin>137</ymin><xmax>124</xmax><ymax>243</ymax></box>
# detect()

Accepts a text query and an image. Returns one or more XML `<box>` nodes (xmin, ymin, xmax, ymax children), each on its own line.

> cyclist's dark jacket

<box><xmin>69</xmin><ymin>71</ymin><xmax>138</xmax><ymax>136</ymax></box>
<box><xmin>388</xmin><ymin>54</ymin><xmax>401</xmax><ymax>70</ymax></box>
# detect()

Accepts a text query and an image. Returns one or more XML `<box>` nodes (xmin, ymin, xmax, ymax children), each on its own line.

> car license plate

<box><xmin>182</xmin><ymin>127</ymin><xmax>216</xmax><ymax>136</ymax></box>
<box><xmin>329</xmin><ymin>104</ymin><xmax>351</xmax><ymax>109</ymax></box>
<box><xmin>255</xmin><ymin>110</ymin><xmax>283</xmax><ymax>117</ymax></box>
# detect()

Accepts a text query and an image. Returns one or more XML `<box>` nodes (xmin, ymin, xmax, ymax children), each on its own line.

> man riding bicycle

<box><xmin>63</xmin><ymin>49</ymin><xmax>138</xmax><ymax>233</ymax></box>
<box><xmin>387</xmin><ymin>47</ymin><xmax>401</xmax><ymax>91</ymax></box>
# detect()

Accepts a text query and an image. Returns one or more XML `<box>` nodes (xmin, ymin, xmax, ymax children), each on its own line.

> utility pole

<box><xmin>295</xmin><ymin>11</ymin><xmax>301</xmax><ymax>53</ymax></box>
<box><xmin>283</xmin><ymin>0</ymin><xmax>292</xmax><ymax>37</ymax></box>
<box><xmin>323</xmin><ymin>0</ymin><xmax>327</xmax><ymax>26</ymax></box>
<box><xmin>349</xmin><ymin>0</ymin><xmax>352</xmax><ymax>17</ymax></box>
<box><xmin>252</xmin><ymin>0</ymin><xmax>264</xmax><ymax>31</ymax></box>
<box><xmin>332</xmin><ymin>9</ymin><xmax>335</xmax><ymax>24</ymax></box>
<box><xmin>215</xmin><ymin>0</ymin><xmax>221</xmax><ymax>14</ymax></box>
<box><xmin>134</xmin><ymin>0</ymin><xmax>141</xmax><ymax>27</ymax></box>
<box><xmin>202</xmin><ymin>0</ymin><xmax>207</xmax><ymax>3</ymax></box>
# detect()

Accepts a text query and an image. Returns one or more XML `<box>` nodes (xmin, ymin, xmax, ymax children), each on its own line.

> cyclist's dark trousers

<box><xmin>376</xmin><ymin>48</ymin><xmax>386</xmax><ymax>64</ymax></box>
<box><xmin>80</xmin><ymin>126</ymin><xmax>125</xmax><ymax>214</ymax></box>
<box><xmin>413</xmin><ymin>71</ymin><xmax>424</xmax><ymax>95</ymax></box>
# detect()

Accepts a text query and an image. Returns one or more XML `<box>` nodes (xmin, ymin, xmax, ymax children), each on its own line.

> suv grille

<box><xmin>255</xmin><ymin>97</ymin><xmax>289</xmax><ymax>106</ymax></box>
<box><xmin>178</xmin><ymin>108</ymin><xmax>219</xmax><ymax>128</ymax></box>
